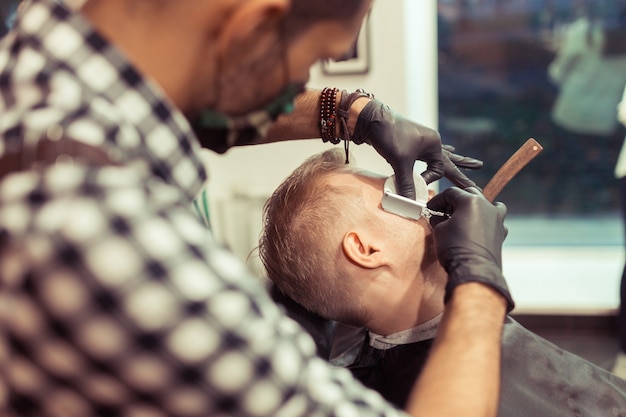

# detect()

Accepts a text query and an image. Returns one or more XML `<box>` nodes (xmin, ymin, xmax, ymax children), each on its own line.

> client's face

<box><xmin>325</xmin><ymin>169</ymin><xmax>437</xmax><ymax>271</ymax></box>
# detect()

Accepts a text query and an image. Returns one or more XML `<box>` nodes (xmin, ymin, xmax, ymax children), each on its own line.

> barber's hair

<box><xmin>259</xmin><ymin>149</ymin><xmax>367</xmax><ymax>323</ymax></box>
<box><xmin>283</xmin><ymin>0</ymin><xmax>368</xmax><ymax>37</ymax></box>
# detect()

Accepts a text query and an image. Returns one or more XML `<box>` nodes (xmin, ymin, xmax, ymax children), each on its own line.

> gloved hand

<box><xmin>442</xmin><ymin>144</ymin><xmax>483</xmax><ymax>190</ymax></box>
<box><xmin>353</xmin><ymin>99</ymin><xmax>482</xmax><ymax>199</ymax></box>
<box><xmin>427</xmin><ymin>187</ymin><xmax>514</xmax><ymax>312</ymax></box>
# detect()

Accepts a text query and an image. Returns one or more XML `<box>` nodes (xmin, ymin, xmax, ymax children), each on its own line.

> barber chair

<box><xmin>269</xmin><ymin>284</ymin><xmax>366</xmax><ymax>364</ymax></box>
<box><xmin>269</xmin><ymin>284</ymin><xmax>338</xmax><ymax>360</ymax></box>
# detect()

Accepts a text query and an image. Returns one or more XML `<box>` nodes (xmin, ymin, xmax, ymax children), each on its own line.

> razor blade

<box><xmin>382</xmin><ymin>138</ymin><xmax>545</xmax><ymax>221</ymax></box>
<box><xmin>382</xmin><ymin>174</ymin><xmax>432</xmax><ymax>220</ymax></box>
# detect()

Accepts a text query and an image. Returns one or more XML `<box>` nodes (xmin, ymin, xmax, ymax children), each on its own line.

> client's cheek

<box><xmin>422</xmin><ymin>233</ymin><xmax>440</xmax><ymax>266</ymax></box>
<box><xmin>418</xmin><ymin>216</ymin><xmax>433</xmax><ymax>232</ymax></box>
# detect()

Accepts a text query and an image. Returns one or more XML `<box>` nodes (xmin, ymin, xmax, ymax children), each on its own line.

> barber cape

<box><xmin>344</xmin><ymin>316</ymin><xmax>626</xmax><ymax>416</ymax></box>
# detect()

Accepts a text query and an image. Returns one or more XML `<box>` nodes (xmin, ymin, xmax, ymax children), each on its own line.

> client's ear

<box><xmin>342</xmin><ymin>231</ymin><xmax>384</xmax><ymax>269</ymax></box>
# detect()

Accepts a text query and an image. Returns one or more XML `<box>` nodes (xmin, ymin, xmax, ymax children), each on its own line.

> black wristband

<box><xmin>352</xmin><ymin>98</ymin><xmax>383</xmax><ymax>145</ymax></box>
<box><xmin>337</xmin><ymin>88</ymin><xmax>374</xmax><ymax>143</ymax></box>
<box><xmin>444</xmin><ymin>261</ymin><xmax>515</xmax><ymax>313</ymax></box>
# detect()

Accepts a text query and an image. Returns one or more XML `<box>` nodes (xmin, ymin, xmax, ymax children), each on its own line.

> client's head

<box><xmin>259</xmin><ymin>149</ymin><xmax>446</xmax><ymax>334</ymax></box>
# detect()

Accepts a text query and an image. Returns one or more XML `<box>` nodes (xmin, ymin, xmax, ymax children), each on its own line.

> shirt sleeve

<box><xmin>0</xmin><ymin>163</ymin><xmax>407</xmax><ymax>417</ymax></box>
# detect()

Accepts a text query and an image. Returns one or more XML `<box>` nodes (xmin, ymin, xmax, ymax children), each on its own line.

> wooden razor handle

<box><xmin>482</xmin><ymin>138</ymin><xmax>543</xmax><ymax>202</ymax></box>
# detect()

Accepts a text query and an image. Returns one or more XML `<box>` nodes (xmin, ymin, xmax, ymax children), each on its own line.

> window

<box><xmin>437</xmin><ymin>0</ymin><xmax>626</xmax><ymax>313</ymax></box>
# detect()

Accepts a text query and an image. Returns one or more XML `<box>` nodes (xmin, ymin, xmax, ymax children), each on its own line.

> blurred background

<box><xmin>435</xmin><ymin>0</ymin><xmax>626</xmax><ymax>317</ymax></box>
<box><xmin>435</xmin><ymin>0</ymin><xmax>626</xmax><ymax>360</ymax></box>
<box><xmin>438</xmin><ymin>0</ymin><xmax>625</xmax><ymax>217</ymax></box>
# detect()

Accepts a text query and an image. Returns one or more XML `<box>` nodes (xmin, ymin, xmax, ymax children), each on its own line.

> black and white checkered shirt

<box><xmin>0</xmin><ymin>1</ymin><xmax>405</xmax><ymax>416</ymax></box>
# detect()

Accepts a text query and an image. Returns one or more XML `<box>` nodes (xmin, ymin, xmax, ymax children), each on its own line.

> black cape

<box><xmin>346</xmin><ymin>317</ymin><xmax>626</xmax><ymax>416</ymax></box>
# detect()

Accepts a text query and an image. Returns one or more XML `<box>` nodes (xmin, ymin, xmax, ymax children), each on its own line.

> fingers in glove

<box><xmin>419</xmin><ymin>139</ymin><xmax>445</xmax><ymax>186</ymax></box>
<box><xmin>426</xmin><ymin>186</ymin><xmax>484</xmax><ymax>227</ymax></box>
<box><xmin>426</xmin><ymin>186</ymin><xmax>466</xmax><ymax>225</ymax></box>
<box><xmin>443</xmin><ymin>152</ymin><xmax>482</xmax><ymax>190</ymax></box>
<box><xmin>443</xmin><ymin>148</ymin><xmax>483</xmax><ymax>170</ymax></box>
<box><xmin>421</xmin><ymin>163</ymin><xmax>445</xmax><ymax>186</ymax></box>
<box><xmin>494</xmin><ymin>201</ymin><xmax>509</xmax><ymax>238</ymax></box>
<box><xmin>393</xmin><ymin>164</ymin><xmax>417</xmax><ymax>201</ymax></box>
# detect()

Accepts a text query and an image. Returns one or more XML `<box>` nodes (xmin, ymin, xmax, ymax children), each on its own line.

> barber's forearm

<box><xmin>263</xmin><ymin>89</ymin><xmax>369</xmax><ymax>143</ymax></box>
<box><xmin>405</xmin><ymin>283</ymin><xmax>506</xmax><ymax>417</ymax></box>
<box><xmin>263</xmin><ymin>90</ymin><xmax>321</xmax><ymax>142</ymax></box>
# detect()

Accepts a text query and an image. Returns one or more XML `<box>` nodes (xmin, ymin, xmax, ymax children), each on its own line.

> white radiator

<box><xmin>211</xmin><ymin>188</ymin><xmax>272</xmax><ymax>281</ymax></box>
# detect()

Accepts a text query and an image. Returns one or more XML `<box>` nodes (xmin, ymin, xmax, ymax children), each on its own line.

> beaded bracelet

<box><xmin>319</xmin><ymin>87</ymin><xmax>340</xmax><ymax>144</ymax></box>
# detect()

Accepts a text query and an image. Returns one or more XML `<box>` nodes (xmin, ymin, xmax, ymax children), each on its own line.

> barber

<box><xmin>0</xmin><ymin>1</ymin><xmax>507</xmax><ymax>417</ymax></box>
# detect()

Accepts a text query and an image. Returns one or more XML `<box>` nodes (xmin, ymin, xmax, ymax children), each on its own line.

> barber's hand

<box><xmin>427</xmin><ymin>187</ymin><xmax>514</xmax><ymax>312</ymax></box>
<box><xmin>442</xmin><ymin>144</ymin><xmax>483</xmax><ymax>190</ymax></box>
<box><xmin>353</xmin><ymin>99</ymin><xmax>444</xmax><ymax>200</ymax></box>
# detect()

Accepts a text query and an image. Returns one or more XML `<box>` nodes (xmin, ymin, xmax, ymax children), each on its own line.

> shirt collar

<box><xmin>368</xmin><ymin>313</ymin><xmax>442</xmax><ymax>349</ymax></box>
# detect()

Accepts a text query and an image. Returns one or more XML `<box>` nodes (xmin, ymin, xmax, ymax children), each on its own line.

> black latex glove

<box><xmin>353</xmin><ymin>100</ymin><xmax>483</xmax><ymax>199</ymax></box>
<box><xmin>353</xmin><ymin>99</ymin><xmax>444</xmax><ymax>200</ymax></box>
<box><xmin>427</xmin><ymin>187</ymin><xmax>514</xmax><ymax>312</ymax></box>
<box><xmin>442</xmin><ymin>144</ymin><xmax>483</xmax><ymax>190</ymax></box>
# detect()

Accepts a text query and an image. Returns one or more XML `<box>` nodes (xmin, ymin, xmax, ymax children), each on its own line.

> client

<box><xmin>259</xmin><ymin>148</ymin><xmax>626</xmax><ymax>416</ymax></box>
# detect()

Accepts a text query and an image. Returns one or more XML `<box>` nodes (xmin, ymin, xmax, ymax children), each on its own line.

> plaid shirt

<box><xmin>0</xmin><ymin>1</ymin><xmax>405</xmax><ymax>416</ymax></box>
